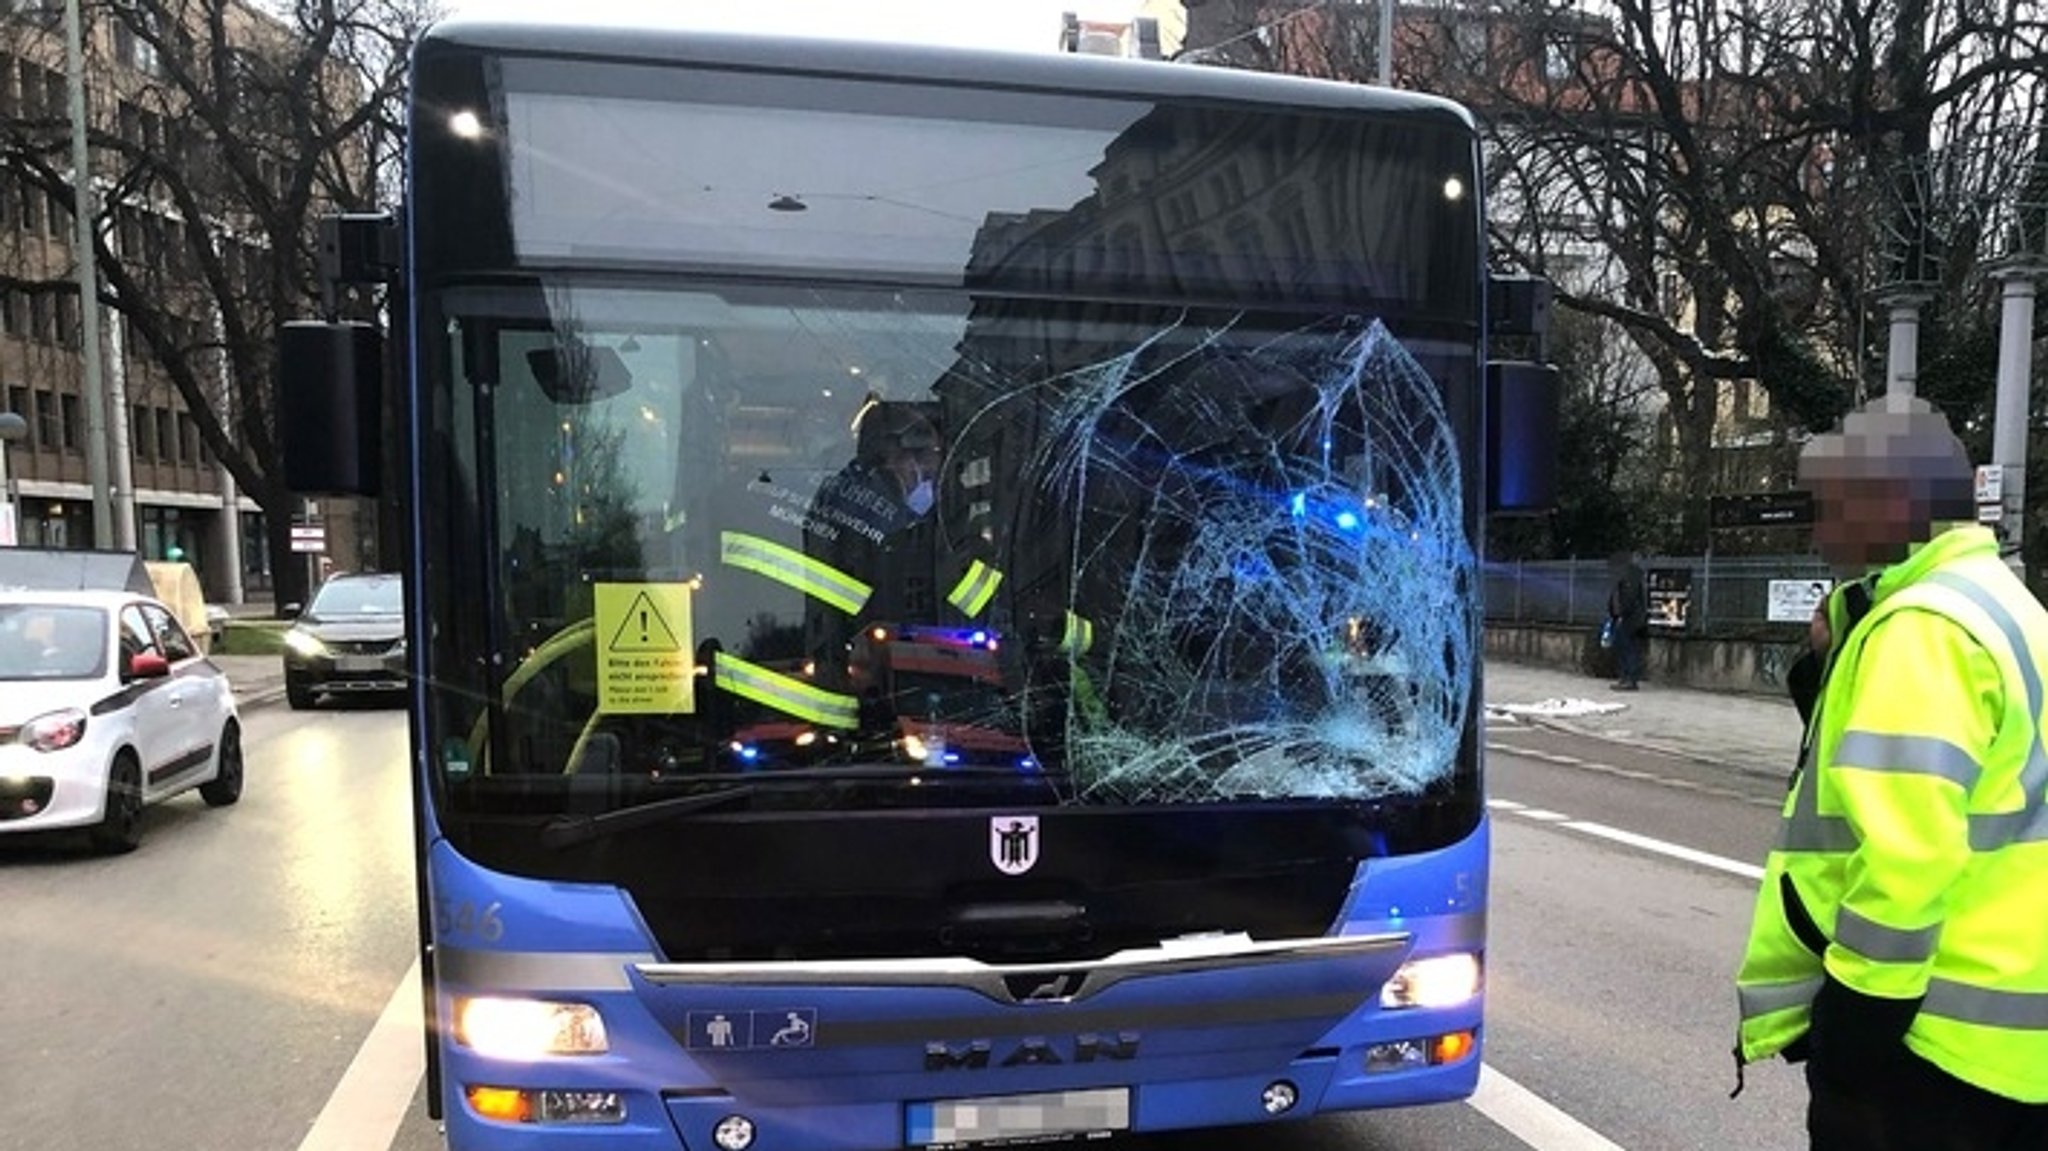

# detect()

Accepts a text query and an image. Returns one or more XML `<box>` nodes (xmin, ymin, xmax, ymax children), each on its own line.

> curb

<box><xmin>236</xmin><ymin>687</ymin><xmax>289</xmax><ymax>712</ymax></box>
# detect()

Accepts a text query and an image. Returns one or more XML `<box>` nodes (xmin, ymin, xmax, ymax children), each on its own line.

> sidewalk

<box><xmin>1484</xmin><ymin>658</ymin><xmax>1803</xmax><ymax>780</ymax></box>
<box><xmin>209</xmin><ymin>652</ymin><xmax>289</xmax><ymax>711</ymax></box>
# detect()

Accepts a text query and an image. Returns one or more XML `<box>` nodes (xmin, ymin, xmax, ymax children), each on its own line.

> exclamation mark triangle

<box><xmin>608</xmin><ymin>591</ymin><xmax>682</xmax><ymax>652</ymax></box>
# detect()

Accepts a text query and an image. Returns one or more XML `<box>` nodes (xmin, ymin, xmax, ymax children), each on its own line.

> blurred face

<box><xmin>885</xmin><ymin>443</ymin><xmax>939</xmax><ymax>497</ymax></box>
<box><xmin>1808</xmin><ymin>475</ymin><xmax>1930</xmax><ymax>572</ymax></box>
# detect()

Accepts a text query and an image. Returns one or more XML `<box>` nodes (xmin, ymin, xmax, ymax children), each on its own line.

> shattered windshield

<box><xmin>433</xmin><ymin>286</ymin><xmax>1477</xmax><ymax>805</ymax></box>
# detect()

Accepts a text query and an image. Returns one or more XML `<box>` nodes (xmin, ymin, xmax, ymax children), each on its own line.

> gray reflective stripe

<box><xmin>1834</xmin><ymin>906</ymin><xmax>1940</xmax><ymax>963</ymax></box>
<box><xmin>1780</xmin><ymin>759</ymin><xmax>1859</xmax><ymax>852</ymax></box>
<box><xmin>715</xmin><ymin>655</ymin><xmax>860</xmax><ymax>729</ymax></box>
<box><xmin>721</xmin><ymin>532</ymin><xmax>872</xmax><ymax>615</ymax></box>
<box><xmin>1924</xmin><ymin>979</ymin><xmax>2048</xmax><ymax>1029</ymax></box>
<box><xmin>1739</xmin><ymin>977</ymin><xmax>1823</xmax><ymax>1020</ymax></box>
<box><xmin>437</xmin><ymin>947</ymin><xmax>654</xmax><ymax>992</ymax></box>
<box><xmin>1969</xmin><ymin>810</ymin><xmax>2048</xmax><ymax>851</ymax></box>
<box><xmin>1832</xmin><ymin>731</ymin><xmax>1981</xmax><ymax>790</ymax></box>
<box><xmin>1924</xmin><ymin>574</ymin><xmax>2048</xmax><ymax>848</ymax></box>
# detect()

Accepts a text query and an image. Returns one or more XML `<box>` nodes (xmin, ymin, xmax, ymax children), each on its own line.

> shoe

<box><xmin>1612</xmin><ymin>681</ymin><xmax>1639</xmax><ymax>691</ymax></box>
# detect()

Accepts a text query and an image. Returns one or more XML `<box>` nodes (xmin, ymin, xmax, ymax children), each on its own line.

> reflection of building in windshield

<box><xmin>913</xmin><ymin>102</ymin><xmax>1476</xmax><ymax>801</ymax></box>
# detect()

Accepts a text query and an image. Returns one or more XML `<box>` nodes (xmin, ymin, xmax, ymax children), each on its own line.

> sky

<box><xmin>435</xmin><ymin>0</ymin><xmax>1140</xmax><ymax>54</ymax></box>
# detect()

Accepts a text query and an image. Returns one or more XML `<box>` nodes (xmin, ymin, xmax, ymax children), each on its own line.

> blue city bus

<box><xmin>283</xmin><ymin>17</ymin><xmax>1556</xmax><ymax>1150</ymax></box>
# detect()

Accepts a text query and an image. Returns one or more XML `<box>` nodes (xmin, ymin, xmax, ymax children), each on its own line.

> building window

<box><xmin>1545</xmin><ymin>40</ymin><xmax>1575</xmax><ymax>80</ymax></box>
<box><xmin>17</xmin><ymin>179</ymin><xmax>40</xmax><ymax>234</ymax></box>
<box><xmin>132</xmin><ymin>404</ymin><xmax>151</xmax><ymax>460</ymax></box>
<box><xmin>180</xmin><ymin>412</ymin><xmax>199</xmax><ymax>462</ymax></box>
<box><xmin>34</xmin><ymin>389</ymin><xmax>56</xmax><ymax>448</ymax></box>
<box><xmin>60</xmin><ymin>393</ymin><xmax>78</xmax><ymax>451</ymax></box>
<box><xmin>158</xmin><ymin>408</ymin><xmax>175</xmax><ymax>463</ymax></box>
<box><xmin>1453</xmin><ymin>20</ymin><xmax>1488</xmax><ymax>66</ymax></box>
<box><xmin>18</xmin><ymin>60</ymin><xmax>41</xmax><ymax>119</ymax></box>
<box><xmin>27</xmin><ymin>294</ymin><xmax>49</xmax><ymax>343</ymax></box>
<box><xmin>114</xmin><ymin>14</ymin><xmax>162</xmax><ymax>75</ymax></box>
<box><xmin>6</xmin><ymin>386</ymin><xmax>27</xmax><ymax>430</ymax></box>
<box><xmin>55</xmin><ymin>292</ymin><xmax>77</xmax><ymax>347</ymax></box>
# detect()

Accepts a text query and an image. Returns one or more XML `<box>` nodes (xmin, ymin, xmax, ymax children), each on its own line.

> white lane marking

<box><xmin>297</xmin><ymin>957</ymin><xmax>425</xmax><ymax>1151</ymax></box>
<box><xmin>1471</xmin><ymin>1064</ymin><xmax>1629</xmax><ymax>1151</ymax></box>
<box><xmin>1487</xmin><ymin>798</ymin><xmax>1528</xmax><ymax>811</ymax></box>
<box><xmin>1561</xmin><ymin>820</ymin><xmax>1766</xmax><ymax>881</ymax></box>
<box><xmin>1517</xmin><ymin>809</ymin><xmax>1571</xmax><ymax>822</ymax></box>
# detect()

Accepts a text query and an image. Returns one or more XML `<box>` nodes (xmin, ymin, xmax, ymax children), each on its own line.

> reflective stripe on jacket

<box><xmin>1735</xmin><ymin>526</ymin><xmax>2048</xmax><ymax>1104</ymax></box>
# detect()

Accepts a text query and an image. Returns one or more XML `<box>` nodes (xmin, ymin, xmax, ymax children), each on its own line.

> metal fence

<box><xmin>1483</xmin><ymin>554</ymin><xmax>1834</xmax><ymax>634</ymax></box>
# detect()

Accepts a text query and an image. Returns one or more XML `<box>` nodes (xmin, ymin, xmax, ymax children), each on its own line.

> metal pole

<box><xmin>1699</xmin><ymin>543</ymin><xmax>1713</xmax><ymax>632</ymax></box>
<box><xmin>1377</xmin><ymin>0</ymin><xmax>1393</xmax><ymax>85</ymax></box>
<box><xmin>62</xmin><ymin>0</ymin><xmax>115</xmax><ymax>549</ymax></box>
<box><xmin>212</xmin><ymin>304</ymin><xmax>244</xmax><ymax>605</ymax></box>
<box><xmin>104</xmin><ymin>266</ymin><xmax>135</xmax><ymax>550</ymax></box>
<box><xmin>1880</xmin><ymin>289</ymin><xmax>1934</xmax><ymax>402</ymax></box>
<box><xmin>1991</xmin><ymin>262</ymin><xmax>2044</xmax><ymax>577</ymax></box>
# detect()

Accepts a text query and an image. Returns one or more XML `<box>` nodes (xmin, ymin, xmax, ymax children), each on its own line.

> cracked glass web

<box><xmin>1022</xmin><ymin>318</ymin><xmax>1476</xmax><ymax>803</ymax></box>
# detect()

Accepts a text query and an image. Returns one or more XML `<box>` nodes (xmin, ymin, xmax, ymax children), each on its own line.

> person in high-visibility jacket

<box><xmin>1734</xmin><ymin>396</ymin><xmax>2048</xmax><ymax>1150</ymax></box>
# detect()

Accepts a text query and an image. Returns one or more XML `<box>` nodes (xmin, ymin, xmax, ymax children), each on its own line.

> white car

<box><xmin>0</xmin><ymin>589</ymin><xmax>242</xmax><ymax>853</ymax></box>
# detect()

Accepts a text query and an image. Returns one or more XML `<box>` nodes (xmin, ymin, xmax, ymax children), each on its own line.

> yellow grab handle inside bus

<box><xmin>464</xmin><ymin>618</ymin><xmax>596</xmax><ymax>773</ymax></box>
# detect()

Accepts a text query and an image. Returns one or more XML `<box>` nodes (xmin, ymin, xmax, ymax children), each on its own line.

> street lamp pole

<box><xmin>62</xmin><ymin>0</ymin><xmax>119</xmax><ymax>550</ymax></box>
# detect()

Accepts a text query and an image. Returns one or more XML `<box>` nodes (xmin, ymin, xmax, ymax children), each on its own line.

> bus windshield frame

<box><xmin>408</xmin><ymin>32</ymin><xmax>1488</xmax><ymax>863</ymax></box>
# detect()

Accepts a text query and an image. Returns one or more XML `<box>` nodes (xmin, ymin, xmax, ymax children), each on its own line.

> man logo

<box><xmin>990</xmin><ymin>814</ymin><xmax>1039</xmax><ymax>875</ymax></box>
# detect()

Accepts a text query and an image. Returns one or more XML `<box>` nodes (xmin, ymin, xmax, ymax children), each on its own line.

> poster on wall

<box><xmin>1646</xmin><ymin>568</ymin><xmax>1691</xmax><ymax>630</ymax></box>
<box><xmin>1767</xmin><ymin>579</ymin><xmax>1832</xmax><ymax>624</ymax></box>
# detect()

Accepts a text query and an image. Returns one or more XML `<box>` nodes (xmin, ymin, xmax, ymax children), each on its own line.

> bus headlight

<box><xmin>454</xmin><ymin>997</ymin><xmax>609</xmax><ymax>1059</ymax></box>
<box><xmin>1379</xmin><ymin>953</ymin><xmax>1482</xmax><ymax>1009</ymax></box>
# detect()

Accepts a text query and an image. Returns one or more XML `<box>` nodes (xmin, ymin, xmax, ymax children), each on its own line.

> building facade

<box><xmin>0</xmin><ymin>1</ymin><xmax>373</xmax><ymax>603</ymax></box>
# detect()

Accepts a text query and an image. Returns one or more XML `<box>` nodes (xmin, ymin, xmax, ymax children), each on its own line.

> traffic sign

<box><xmin>1708</xmin><ymin>491</ymin><xmax>1813</xmax><ymax>529</ymax></box>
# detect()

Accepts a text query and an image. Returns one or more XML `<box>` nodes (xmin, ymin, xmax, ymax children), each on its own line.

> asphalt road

<box><xmin>0</xmin><ymin>706</ymin><xmax>1812</xmax><ymax>1151</ymax></box>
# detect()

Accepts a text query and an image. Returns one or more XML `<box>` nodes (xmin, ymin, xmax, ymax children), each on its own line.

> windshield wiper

<box><xmin>538</xmin><ymin>764</ymin><xmax>1056</xmax><ymax>850</ymax></box>
<box><xmin>539</xmin><ymin>786</ymin><xmax>759</xmax><ymax>850</ymax></box>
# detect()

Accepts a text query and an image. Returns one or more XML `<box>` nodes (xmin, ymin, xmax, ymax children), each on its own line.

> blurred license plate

<box><xmin>906</xmin><ymin>1088</ymin><xmax>1129</xmax><ymax>1148</ymax></box>
<box><xmin>335</xmin><ymin>655</ymin><xmax>382</xmax><ymax>672</ymax></box>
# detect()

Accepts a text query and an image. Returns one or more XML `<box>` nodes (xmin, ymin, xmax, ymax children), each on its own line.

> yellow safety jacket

<box><xmin>1735</xmin><ymin>525</ymin><xmax>2048</xmax><ymax>1104</ymax></box>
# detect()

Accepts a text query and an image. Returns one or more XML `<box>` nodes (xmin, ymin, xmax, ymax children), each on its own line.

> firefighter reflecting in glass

<box><xmin>803</xmin><ymin>399</ymin><xmax>943</xmax><ymax>693</ymax></box>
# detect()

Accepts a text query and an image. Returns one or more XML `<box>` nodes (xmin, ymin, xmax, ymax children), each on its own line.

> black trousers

<box><xmin>1808</xmin><ymin>1052</ymin><xmax>2048</xmax><ymax>1151</ymax></box>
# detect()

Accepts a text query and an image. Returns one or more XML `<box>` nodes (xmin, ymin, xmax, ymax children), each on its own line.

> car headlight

<box><xmin>20</xmin><ymin>709</ymin><xmax>87</xmax><ymax>753</ymax></box>
<box><xmin>454</xmin><ymin>997</ymin><xmax>609</xmax><ymax>1060</ymax></box>
<box><xmin>284</xmin><ymin>630</ymin><xmax>327</xmax><ymax>658</ymax></box>
<box><xmin>1380</xmin><ymin>952</ymin><xmax>1483</xmax><ymax>1009</ymax></box>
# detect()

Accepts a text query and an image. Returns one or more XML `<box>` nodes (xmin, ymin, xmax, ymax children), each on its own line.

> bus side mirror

<box><xmin>1486</xmin><ymin>361</ymin><xmax>1560</xmax><ymax>513</ymax></box>
<box><xmin>279</xmin><ymin>320</ymin><xmax>384</xmax><ymax>497</ymax></box>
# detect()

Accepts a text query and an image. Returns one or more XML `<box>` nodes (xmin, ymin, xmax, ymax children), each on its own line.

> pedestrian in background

<box><xmin>1733</xmin><ymin>395</ymin><xmax>2048</xmax><ymax>1149</ymax></box>
<box><xmin>1606</xmin><ymin>551</ymin><xmax>1647</xmax><ymax>690</ymax></box>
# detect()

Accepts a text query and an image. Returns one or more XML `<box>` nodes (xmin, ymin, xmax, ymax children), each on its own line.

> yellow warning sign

<box><xmin>594</xmin><ymin>583</ymin><xmax>695</xmax><ymax>715</ymax></box>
